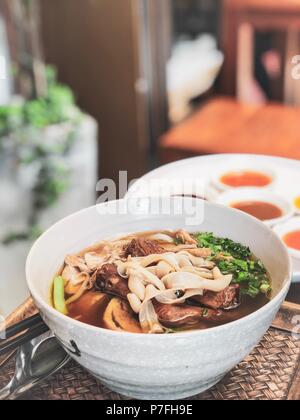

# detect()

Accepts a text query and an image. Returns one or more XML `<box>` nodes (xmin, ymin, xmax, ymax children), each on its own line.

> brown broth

<box><xmin>182</xmin><ymin>294</ymin><xmax>269</xmax><ymax>331</ymax></box>
<box><xmin>221</xmin><ymin>171</ymin><xmax>272</xmax><ymax>188</ymax></box>
<box><xmin>67</xmin><ymin>291</ymin><xmax>269</xmax><ymax>332</ymax></box>
<box><xmin>68</xmin><ymin>291</ymin><xmax>111</xmax><ymax>328</ymax></box>
<box><xmin>56</xmin><ymin>230</ymin><xmax>271</xmax><ymax>333</ymax></box>
<box><xmin>231</xmin><ymin>201</ymin><xmax>283</xmax><ymax>221</ymax></box>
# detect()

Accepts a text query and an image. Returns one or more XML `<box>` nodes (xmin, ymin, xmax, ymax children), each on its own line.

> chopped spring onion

<box><xmin>53</xmin><ymin>276</ymin><xmax>68</xmax><ymax>315</ymax></box>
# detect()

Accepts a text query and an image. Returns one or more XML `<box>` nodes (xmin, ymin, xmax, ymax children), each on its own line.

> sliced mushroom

<box><xmin>188</xmin><ymin>248</ymin><xmax>212</xmax><ymax>258</ymax></box>
<box><xmin>65</xmin><ymin>274</ymin><xmax>93</xmax><ymax>305</ymax></box>
<box><xmin>178</xmin><ymin>251</ymin><xmax>215</xmax><ymax>269</ymax></box>
<box><xmin>118</xmin><ymin>261</ymin><xmax>166</xmax><ymax>291</ymax></box>
<box><xmin>161</xmin><ymin>244</ymin><xmax>197</xmax><ymax>253</ymax></box>
<box><xmin>64</xmin><ymin>270</ymin><xmax>91</xmax><ymax>296</ymax></box>
<box><xmin>214</xmin><ymin>253</ymin><xmax>234</xmax><ymax>261</ymax></box>
<box><xmin>62</xmin><ymin>265</ymin><xmax>80</xmax><ymax>283</ymax></box>
<box><xmin>175</xmin><ymin>230</ymin><xmax>198</xmax><ymax>245</ymax></box>
<box><xmin>65</xmin><ymin>255</ymin><xmax>89</xmax><ymax>272</ymax></box>
<box><xmin>148</xmin><ymin>233</ymin><xmax>174</xmax><ymax>243</ymax></box>
<box><xmin>103</xmin><ymin>298</ymin><xmax>142</xmax><ymax>333</ymax></box>
<box><xmin>84</xmin><ymin>252</ymin><xmax>105</xmax><ymax>270</ymax></box>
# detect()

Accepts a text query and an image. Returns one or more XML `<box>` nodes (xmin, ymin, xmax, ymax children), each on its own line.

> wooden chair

<box><xmin>159</xmin><ymin>0</ymin><xmax>300</xmax><ymax>164</ymax></box>
<box><xmin>221</xmin><ymin>0</ymin><xmax>300</xmax><ymax>101</ymax></box>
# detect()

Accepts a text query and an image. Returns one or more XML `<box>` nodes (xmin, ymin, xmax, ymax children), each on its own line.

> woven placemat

<box><xmin>1</xmin><ymin>300</ymin><xmax>299</xmax><ymax>400</ymax></box>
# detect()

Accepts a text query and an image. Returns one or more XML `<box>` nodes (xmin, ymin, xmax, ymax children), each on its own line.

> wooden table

<box><xmin>160</xmin><ymin>98</ymin><xmax>300</xmax><ymax>164</ymax></box>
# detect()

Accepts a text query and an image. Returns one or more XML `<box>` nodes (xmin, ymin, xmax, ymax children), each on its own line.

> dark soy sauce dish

<box><xmin>220</xmin><ymin>171</ymin><xmax>273</xmax><ymax>188</ymax></box>
<box><xmin>231</xmin><ymin>201</ymin><xmax>283</xmax><ymax>222</ymax></box>
<box><xmin>51</xmin><ymin>230</ymin><xmax>272</xmax><ymax>334</ymax></box>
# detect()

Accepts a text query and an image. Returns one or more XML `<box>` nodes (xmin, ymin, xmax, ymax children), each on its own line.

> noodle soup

<box><xmin>51</xmin><ymin>230</ymin><xmax>271</xmax><ymax>334</ymax></box>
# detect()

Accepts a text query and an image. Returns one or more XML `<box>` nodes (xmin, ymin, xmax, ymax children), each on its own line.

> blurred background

<box><xmin>1</xmin><ymin>0</ymin><xmax>300</xmax><ymax>315</ymax></box>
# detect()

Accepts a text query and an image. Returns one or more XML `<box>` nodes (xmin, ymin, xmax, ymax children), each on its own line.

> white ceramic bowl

<box><xmin>274</xmin><ymin>218</ymin><xmax>300</xmax><ymax>276</ymax></box>
<box><xmin>212</xmin><ymin>164</ymin><xmax>276</xmax><ymax>192</ymax></box>
<box><xmin>26</xmin><ymin>198</ymin><xmax>292</xmax><ymax>400</ymax></box>
<box><xmin>216</xmin><ymin>188</ymin><xmax>294</xmax><ymax>227</ymax></box>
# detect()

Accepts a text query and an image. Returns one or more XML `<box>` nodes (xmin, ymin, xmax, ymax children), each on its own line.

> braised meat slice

<box><xmin>95</xmin><ymin>264</ymin><xmax>235</xmax><ymax>328</ymax></box>
<box><xmin>153</xmin><ymin>301</ymin><xmax>222</xmax><ymax>327</ymax></box>
<box><xmin>124</xmin><ymin>238</ymin><xmax>165</xmax><ymax>257</ymax></box>
<box><xmin>94</xmin><ymin>264</ymin><xmax>130</xmax><ymax>299</ymax></box>
<box><xmin>194</xmin><ymin>285</ymin><xmax>240</xmax><ymax>310</ymax></box>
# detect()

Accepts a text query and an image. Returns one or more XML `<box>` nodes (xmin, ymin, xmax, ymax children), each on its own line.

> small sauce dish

<box><xmin>274</xmin><ymin>218</ymin><xmax>300</xmax><ymax>276</ymax></box>
<box><xmin>212</xmin><ymin>166</ymin><xmax>276</xmax><ymax>192</ymax></box>
<box><xmin>216</xmin><ymin>188</ymin><xmax>294</xmax><ymax>227</ymax></box>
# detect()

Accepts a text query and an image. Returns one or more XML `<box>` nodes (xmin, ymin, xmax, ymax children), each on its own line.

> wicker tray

<box><xmin>1</xmin><ymin>299</ymin><xmax>300</xmax><ymax>401</ymax></box>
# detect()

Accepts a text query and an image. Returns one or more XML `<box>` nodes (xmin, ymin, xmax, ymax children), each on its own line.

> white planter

<box><xmin>0</xmin><ymin>115</ymin><xmax>98</xmax><ymax>316</ymax></box>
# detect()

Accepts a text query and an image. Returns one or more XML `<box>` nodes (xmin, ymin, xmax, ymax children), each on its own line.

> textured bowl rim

<box><xmin>26</xmin><ymin>198</ymin><xmax>293</xmax><ymax>340</ymax></box>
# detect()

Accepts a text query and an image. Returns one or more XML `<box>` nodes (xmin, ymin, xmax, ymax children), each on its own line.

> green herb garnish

<box><xmin>197</xmin><ymin>232</ymin><xmax>251</xmax><ymax>259</ymax></box>
<box><xmin>196</xmin><ymin>232</ymin><xmax>271</xmax><ymax>298</ymax></box>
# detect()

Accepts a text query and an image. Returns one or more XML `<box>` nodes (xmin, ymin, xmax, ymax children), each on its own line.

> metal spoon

<box><xmin>0</xmin><ymin>333</ymin><xmax>70</xmax><ymax>400</ymax></box>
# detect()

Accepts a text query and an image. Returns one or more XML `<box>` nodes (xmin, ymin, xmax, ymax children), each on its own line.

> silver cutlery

<box><xmin>0</xmin><ymin>332</ymin><xmax>70</xmax><ymax>400</ymax></box>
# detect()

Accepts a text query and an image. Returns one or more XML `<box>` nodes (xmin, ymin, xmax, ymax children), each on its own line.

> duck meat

<box><xmin>94</xmin><ymin>263</ymin><xmax>130</xmax><ymax>298</ymax></box>
<box><xmin>123</xmin><ymin>238</ymin><xmax>165</xmax><ymax>258</ymax></box>
<box><xmin>95</xmin><ymin>264</ymin><xmax>224</xmax><ymax>326</ymax></box>
<box><xmin>193</xmin><ymin>284</ymin><xmax>240</xmax><ymax>310</ymax></box>
<box><xmin>153</xmin><ymin>301</ymin><xmax>223</xmax><ymax>327</ymax></box>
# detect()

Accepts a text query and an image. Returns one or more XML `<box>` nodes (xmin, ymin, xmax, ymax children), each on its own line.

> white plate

<box><xmin>127</xmin><ymin>154</ymin><xmax>300</xmax><ymax>280</ymax></box>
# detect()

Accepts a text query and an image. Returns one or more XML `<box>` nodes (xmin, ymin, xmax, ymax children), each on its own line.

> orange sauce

<box><xmin>221</xmin><ymin>171</ymin><xmax>272</xmax><ymax>188</ymax></box>
<box><xmin>294</xmin><ymin>196</ymin><xmax>300</xmax><ymax>210</ymax></box>
<box><xmin>231</xmin><ymin>201</ymin><xmax>283</xmax><ymax>221</ymax></box>
<box><xmin>283</xmin><ymin>230</ymin><xmax>300</xmax><ymax>251</ymax></box>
